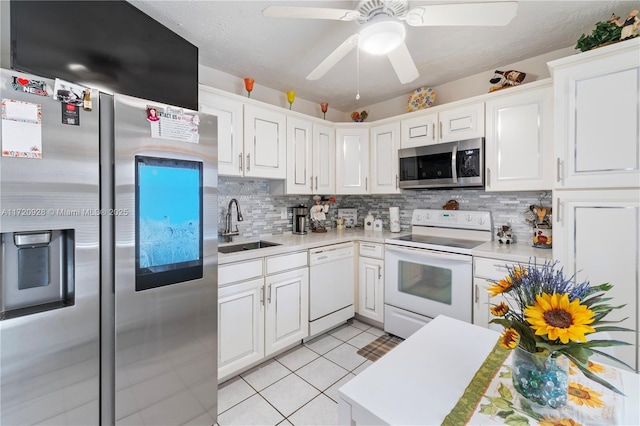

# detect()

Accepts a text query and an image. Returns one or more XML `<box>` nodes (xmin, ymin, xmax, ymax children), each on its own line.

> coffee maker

<box><xmin>292</xmin><ymin>205</ymin><xmax>308</xmax><ymax>235</ymax></box>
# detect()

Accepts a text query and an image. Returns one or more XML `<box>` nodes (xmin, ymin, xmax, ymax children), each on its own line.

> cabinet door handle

<box><xmin>267</xmin><ymin>284</ymin><xmax>272</xmax><ymax>303</ymax></box>
<box><xmin>439</xmin><ymin>121</ymin><xmax>443</xmax><ymax>139</ymax></box>
<box><xmin>365</xmin><ymin>177</ymin><xmax>368</xmax><ymax>191</ymax></box>
<box><xmin>260</xmin><ymin>286</ymin><xmax>265</xmax><ymax>306</ymax></box>
<box><xmin>475</xmin><ymin>284</ymin><xmax>479</xmax><ymax>304</ymax></box>
<box><xmin>239</xmin><ymin>154</ymin><xmax>243</xmax><ymax>173</ymax></box>
<box><xmin>432</xmin><ymin>123</ymin><xmax>435</xmax><ymax>141</ymax></box>
<box><xmin>246</xmin><ymin>153</ymin><xmax>251</xmax><ymax>172</ymax></box>
<box><xmin>396</xmin><ymin>174</ymin><xmax>399</xmax><ymax>189</ymax></box>
<box><xmin>311</xmin><ymin>177</ymin><xmax>314</xmax><ymax>191</ymax></box>
<box><xmin>486</xmin><ymin>168</ymin><xmax>491</xmax><ymax>186</ymax></box>
<box><xmin>556</xmin><ymin>197</ymin><xmax>562</xmax><ymax>224</ymax></box>
<box><xmin>315</xmin><ymin>176</ymin><xmax>318</xmax><ymax>190</ymax></box>
<box><xmin>378</xmin><ymin>265</ymin><xmax>382</xmax><ymax>279</ymax></box>
<box><xmin>556</xmin><ymin>158</ymin><xmax>562</xmax><ymax>183</ymax></box>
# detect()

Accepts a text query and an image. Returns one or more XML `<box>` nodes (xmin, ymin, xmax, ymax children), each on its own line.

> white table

<box><xmin>337</xmin><ymin>315</ymin><xmax>640</xmax><ymax>425</ymax></box>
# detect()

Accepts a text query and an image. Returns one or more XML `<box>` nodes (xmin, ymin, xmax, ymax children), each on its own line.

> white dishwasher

<box><xmin>308</xmin><ymin>242</ymin><xmax>355</xmax><ymax>337</ymax></box>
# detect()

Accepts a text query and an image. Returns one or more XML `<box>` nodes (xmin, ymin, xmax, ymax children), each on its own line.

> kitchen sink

<box><xmin>218</xmin><ymin>240</ymin><xmax>281</xmax><ymax>254</ymax></box>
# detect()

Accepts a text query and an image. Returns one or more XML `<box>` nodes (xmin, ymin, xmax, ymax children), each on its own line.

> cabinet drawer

<box><xmin>473</xmin><ymin>257</ymin><xmax>521</xmax><ymax>281</ymax></box>
<box><xmin>219</xmin><ymin>258</ymin><xmax>264</xmax><ymax>285</ymax></box>
<box><xmin>359</xmin><ymin>242</ymin><xmax>384</xmax><ymax>259</ymax></box>
<box><xmin>266</xmin><ymin>251</ymin><xmax>308</xmax><ymax>275</ymax></box>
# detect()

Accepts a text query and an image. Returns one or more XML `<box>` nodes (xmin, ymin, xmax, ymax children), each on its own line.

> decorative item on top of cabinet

<box><xmin>244</xmin><ymin>77</ymin><xmax>254</xmax><ymax>97</ymax></box>
<box><xmin>351</xmin><ymin>110</ymin><xmax>368</xmax><ymax>122</ymax></box>
<box><xmin>406</xmin><ymin>86</ymin><xmax>435</xmax><ymax>112</ymax></box>
<box><xmin>574</xmin><ymin>10</ymin><xmax>638</xmax><ymax>52</ymax></box>
<box><xmin>488</xmin><ymin>69</ymin><xmax>526</xmax><ymax>92</ymax></box>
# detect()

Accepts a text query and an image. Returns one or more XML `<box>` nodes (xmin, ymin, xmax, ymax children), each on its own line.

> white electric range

<box><xmin>384</xmin><ymin>209</ymin><xmax>492</xmax><ymax>338</ymax></box>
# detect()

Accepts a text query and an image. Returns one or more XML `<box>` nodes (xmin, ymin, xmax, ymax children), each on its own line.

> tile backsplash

<box><xmin>219</xmin><ymin>177</ymin><xmax>551</xmax><ymax>244</ymax></box>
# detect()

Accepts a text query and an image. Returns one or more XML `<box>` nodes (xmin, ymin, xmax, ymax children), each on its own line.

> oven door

<box><xmin>384</xmin><ymin>244</ymin><xmax>472</xmax><ymax>322</ymax></box>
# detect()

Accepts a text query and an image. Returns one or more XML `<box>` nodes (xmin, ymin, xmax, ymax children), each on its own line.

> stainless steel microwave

<box><xmin>398</xmin><ymin>138</ymin><xmax>484</xmax><ymax>189</ymax></box>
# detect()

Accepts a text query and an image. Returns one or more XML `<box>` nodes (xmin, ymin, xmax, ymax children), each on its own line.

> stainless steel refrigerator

<box><xmin>0</xmin><ymin>68</ymin><xmax>218</xmax><ymax>425</ymax></box>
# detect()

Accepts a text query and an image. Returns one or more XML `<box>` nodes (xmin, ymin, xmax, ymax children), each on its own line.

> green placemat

<box><xmin>441</xmin><ymin>339</ymin><xmax>510</xmax><ymax>426</ymax></box>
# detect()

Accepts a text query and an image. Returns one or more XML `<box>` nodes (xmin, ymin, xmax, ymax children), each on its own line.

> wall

<box><xmin>200</xmin><ymin>46</ymin><xmax>576</xmax><ymax>122</ymax></box>
<box><xmin>219</xmin><ymin>176</ymin><xmax>551</xmax><ymax>247</ymax></box>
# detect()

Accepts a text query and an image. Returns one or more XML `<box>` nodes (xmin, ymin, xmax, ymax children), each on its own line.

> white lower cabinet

<box><xmin>554</xmin><ymin>189</ymin><xmax>640</xmax><ymax>372</ymax></box>
<box><xmin>218</xmin><ymin>277</ymin><xmax>265</xmax><ymax>380</ymax></box>
<box><xmin>358</xmin><ymin>242</ymin><xmax>384</xmax><ymax>323</ymax></box>
<box><xmin>218</xmin><ymin>252</ymin><xmax>308</xmax><ymax>381</ymax></box>
<box><xmin>264</xmin><ymin>267</ymin><xmax>309</xmax><ymax>356</ymax></box>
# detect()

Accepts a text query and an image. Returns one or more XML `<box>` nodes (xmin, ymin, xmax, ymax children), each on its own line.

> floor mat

<box><xmin>357</xmin><ymin>334</ymin><xmax>404</xmax><ymax>362</ymax></box>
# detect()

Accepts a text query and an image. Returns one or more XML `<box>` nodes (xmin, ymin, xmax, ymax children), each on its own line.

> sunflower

<box><xmin>513</xmin><ymin>266</ymin><xmax>526</xmax><ymax>280</ymax></box>
<box><xmin>568</xmin><ymin>382</ymin><xmax>604</xmax><ymax>408</ymax></box>
<box><xmin>488</xmin><ymin>276</ymin><xmax>513</xmax><ymax>297</ymax></box>
<box><xmin>524</xmin><ymin>293</ymin><xmax>595</xmax><ymax>344</ymax></box>
<box><xmin>499</xmin><ymin>328</ymin><xmax>519</xmax><ymax>349</ymax></box>
<box><xmin>569</xmin><ymin>360</ymin><xmax>606</xmax><ymax>375</ymax></box>
<box><xmin>490</xmin><ymin>301</ymin><xmax>509</xmax><ymax>316</ymax></box>
<box><xmin>538</xmin><ymin>417</ymin><xmax>582</xmax><ymax>426</ymax></box>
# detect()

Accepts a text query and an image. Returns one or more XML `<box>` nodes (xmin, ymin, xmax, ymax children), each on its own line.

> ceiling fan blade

<box><xmin>263</xmin><ymin>6</ymin><xmax>360</xmax><ymax>21</ymax></box>
<box><xmin>405</xmin><ymin>1</ymin><xmax>518</xmax><ymax>26</ymax></box>
<box><xmin>387</xmin><ymin>42</ymin><xmax>419</xmax><ymax>84</ymax></box>
<box><xmin>306</xmin><ymin>34</ymin><xmax>358</xmax><ymax>80</ymax></box>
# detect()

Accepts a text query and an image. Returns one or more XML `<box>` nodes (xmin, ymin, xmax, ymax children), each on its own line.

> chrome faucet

<box><xmin>221</xmin><ymin>198</ymin><xmax>243</xmax><ymax>242</ymax></box>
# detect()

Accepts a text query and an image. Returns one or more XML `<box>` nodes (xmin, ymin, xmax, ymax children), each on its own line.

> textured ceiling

<box><xmin>129</xmin><ymin>1</ymin><xmax>637</xmax><ymax>111</ymax></box>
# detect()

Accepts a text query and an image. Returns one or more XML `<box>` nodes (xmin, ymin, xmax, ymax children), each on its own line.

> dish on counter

<box><xmin>406</xmin><ymin>86</ymin><xmax>435</xmax><ymax>112</ymax></box>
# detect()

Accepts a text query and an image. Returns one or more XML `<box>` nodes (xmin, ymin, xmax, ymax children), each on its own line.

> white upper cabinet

<box><xmin>401</xmin><ymin>112</ymin><xmax>438</xmax><ymax>148</ymax></box>
<box><xmin>485</xmin><ymin>82</ymin><xmax>554</xmax><ymax>191</ymax></box>
<box><xmin>285</xmin><ymin>116</ymin><xmax>313</xmax><ymax>194</ymax></box>
<box><xmin>199</xmin><ymin>88</ymin><xmax>244</xmax><ymax>177</ymax></box>
<box><xmin>336</xmin><ymin>127</ymin><xmax>370</xmax><ymax>194</ymax></box>
<box><xmin>244</xmin><ymin>105</ymin><xmax>287</xmax><ymax>179</ymax></box>
<box><xmin>200</xmin><ymin>88</ymin><xmax>286</xmax><ymax>179</ymax></box>
<box><xmin>549</xmin><ymin>39</ymin><xmax>640</xmax><ymax>189</ymax></box>
<box><xmin>312</xmin><ymin>122</ymin><xmax>336</xmax><ymax>194</ymax></box>
<box><xmin>439</xmin><ymin>102</ymin><xmax>485</xmax><ymax>143</ymax></box>
<box><xmin>400</xmin><ymin>102</ymin><xmax>484</xmax><ymax>148</ymax></box>
<box><xmin>370</xmin><ymin>122</ymin><xmax>401</xmax><ymax>194</ymax></box>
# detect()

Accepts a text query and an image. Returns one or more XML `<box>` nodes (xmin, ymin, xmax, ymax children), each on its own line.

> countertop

<box><xmin>337</xmin><ymin>315</ymin><xmax>640</xmax><ymax>425</ymax></box>
<box><xmin>218</xmin><ymin>230</ymin><xmax>556</xmax><ymax>265</ymax></box>
<box><xmin>217</xmin><ymin>229</ymin><xmax>409</xmax><ymax>265</ymax></box>
<box><xmin>472</xmin><ymin>241</ymin><xmax>553</xmax><ymax>264</ymax></box>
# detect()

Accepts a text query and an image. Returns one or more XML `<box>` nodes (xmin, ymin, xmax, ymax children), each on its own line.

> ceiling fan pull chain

<box><xmin>356</xmin><ymin>34</ymin><xmax>361</xmax><ymax>100</ymax></box>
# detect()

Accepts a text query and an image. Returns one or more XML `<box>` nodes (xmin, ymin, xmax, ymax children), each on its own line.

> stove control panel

<box><xmin>411</xmin><ymin>209</ymin><xmax>492</xmax><ymax>231</ymax></box>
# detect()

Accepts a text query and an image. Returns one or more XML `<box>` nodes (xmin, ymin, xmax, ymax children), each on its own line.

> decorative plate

<box><xmin>406</xmin><ymin>87</ymin><xmax>435</xmax><ymax>112</ymax></box>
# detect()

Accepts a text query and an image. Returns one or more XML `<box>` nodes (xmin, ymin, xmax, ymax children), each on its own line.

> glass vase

<box><xmin>511</xmin><ymin>346</ymin><xmax>568</xmax><ymax>408</ymax></box>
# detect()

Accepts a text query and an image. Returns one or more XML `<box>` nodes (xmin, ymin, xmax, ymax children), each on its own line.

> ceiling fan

<box><xmin>263</xmin><ymin>0</ymin><xmax>518</xmax><ymax>84</ymax></box>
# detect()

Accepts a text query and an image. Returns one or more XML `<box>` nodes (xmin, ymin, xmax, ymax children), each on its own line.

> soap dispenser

<box><xmin>364</xmin><ymin>212</ymin><xmax>374</xmax><ymax>231</ymax></box>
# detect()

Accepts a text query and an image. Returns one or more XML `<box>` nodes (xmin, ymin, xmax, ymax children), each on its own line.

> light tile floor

<box><xmin>215</xmin><ymin>319</ymin><xmax>382</xmax><ymax>426</ymax></box>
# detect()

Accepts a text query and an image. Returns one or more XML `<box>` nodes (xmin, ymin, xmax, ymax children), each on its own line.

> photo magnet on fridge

<box><xmin>11</xmin><ymin>76</ymin><xmax>49</xmax><ymax>96</ymax></box>
<box><xmin>53</xmin><ymin>78</ymin><xmax>85</xmax><ymax>106</ymax></box>
<box><xmin>61</xmin><ymin>102</ymin><xmax>79</xmax><ymax>126</ymax></box>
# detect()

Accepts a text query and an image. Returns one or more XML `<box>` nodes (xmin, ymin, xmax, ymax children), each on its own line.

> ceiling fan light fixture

<box><xmin>359</xmin><ymin>15</ymin><xmax>405</xmax><ymax>55</ymax></box>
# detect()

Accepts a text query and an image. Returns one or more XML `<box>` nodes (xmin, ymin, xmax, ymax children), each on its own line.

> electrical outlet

<box><xmin>280</xmin><ymin>208</ymin><xmax>287</xmax><ymax>219</ymax></box>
